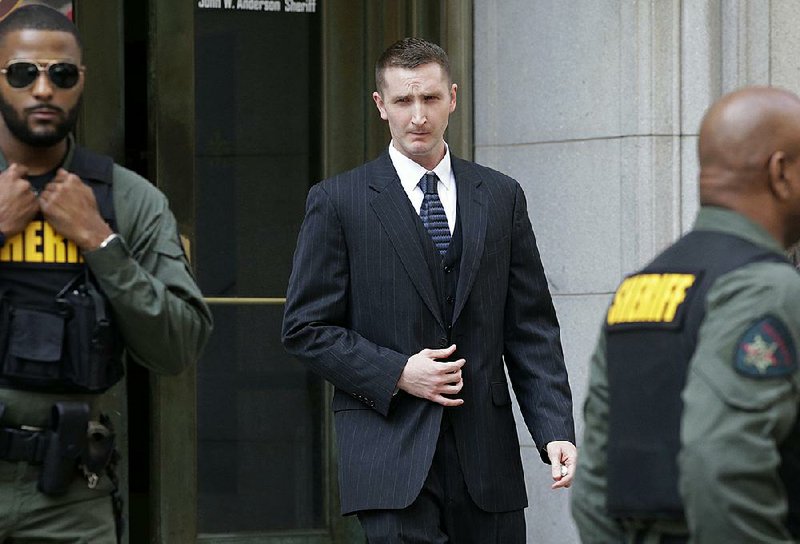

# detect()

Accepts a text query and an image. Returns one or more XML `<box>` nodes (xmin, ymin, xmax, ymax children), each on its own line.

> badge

<box><xmin>734</xmin><ymin>315</ymin><xmax>797</xmax><ymax>378</ymax></box>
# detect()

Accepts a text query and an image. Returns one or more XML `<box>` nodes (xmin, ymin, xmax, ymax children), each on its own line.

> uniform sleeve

<box><xmin>679</xmin><ymin>264</ymin><xmax>800</xmax><ymax>543</ymax></box>
<box><xmin>82</xmin><ymin>167</ymin><xmax>213</xmax><ymax>375</ymax></box>
<box><xmin>281</xmin><ymin>183</ymin><xmax>408</xmax><ymax>416</ymax></box>
<box><xmin>571</xmin><ymin>333</ymin><xmax>626</xmax><ymax>543</ymax></box>
<box><xmin>503</xmin><ymin>182</ymin><xmax>575</xmax><ymax>455</ymax></box>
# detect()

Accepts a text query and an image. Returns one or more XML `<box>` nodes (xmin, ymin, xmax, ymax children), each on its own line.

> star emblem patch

<box><xmin>734</xmin><ymin>315</ymin><xmax>797</xmax><ymax>378</ymax></box>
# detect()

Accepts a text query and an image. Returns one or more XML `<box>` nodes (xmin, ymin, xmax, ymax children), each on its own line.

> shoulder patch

<box><xmin>734</xmin><ymin>315</ymin><xmax>797</xmax><ymax>378</ymax></box>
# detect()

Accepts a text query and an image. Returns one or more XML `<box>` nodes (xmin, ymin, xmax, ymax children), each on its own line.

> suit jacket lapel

<box><xmin>452</xmin><ymin>157</ymin><xmax>488</xmax><ymax>324</ymax></box>
<box><xmin>369</xmin><ymin>152</ymin><xmax>445</xmax><ymax>328</ymax></box>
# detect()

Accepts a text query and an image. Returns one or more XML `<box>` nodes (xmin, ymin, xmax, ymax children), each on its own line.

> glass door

<box><xmin>193</xmin><ymin>3</ymin><xmax>335</xmax><ymax>542</ymax></box>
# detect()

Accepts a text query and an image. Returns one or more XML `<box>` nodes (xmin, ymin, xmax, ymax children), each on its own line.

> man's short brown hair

<box><xmin>375</xmin><ymin>37</ymin><xmax>451</xmax><ymax>92</ymax></box>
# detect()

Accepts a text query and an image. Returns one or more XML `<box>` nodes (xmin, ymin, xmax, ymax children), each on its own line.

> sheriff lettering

<box><xmin>0</xmin><ymin>218</ymin><xmax>83</xmax><ymax>265</ymax></box>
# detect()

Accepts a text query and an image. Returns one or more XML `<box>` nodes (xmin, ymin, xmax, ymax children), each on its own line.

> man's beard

<box><xmin>0</xmin><ymin>95</ymin><xmax>81</xmax><ymax>148</ymax></box>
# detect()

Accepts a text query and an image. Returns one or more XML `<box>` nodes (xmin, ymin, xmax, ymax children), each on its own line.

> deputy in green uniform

<box><xmin>0</xmin><ymin>6</ymin><xmax>212</xmax><ymax>542</ymax></box>
<box><xmin>571</xmin><ymin>86</ymin><xmax>800</xmax><ymax>543</ymax></box>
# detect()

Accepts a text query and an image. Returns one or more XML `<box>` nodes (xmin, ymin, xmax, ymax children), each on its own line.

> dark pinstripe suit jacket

<box><xmin>282</xmin><ymin>151</ymin><xmax>574</xmax><ymax>515</ymax></box>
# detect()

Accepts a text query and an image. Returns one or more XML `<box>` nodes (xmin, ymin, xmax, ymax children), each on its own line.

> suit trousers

<box><xmin>357</xmin><ymin>413</ymin><xmax>526</xmax><ymax>544</ymax></box>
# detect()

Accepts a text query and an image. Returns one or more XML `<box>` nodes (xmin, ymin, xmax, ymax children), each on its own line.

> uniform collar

<box><xmin>694</xmin><ymin>206</ymin><xmax>785</xmax><ymax>254</ymax></box>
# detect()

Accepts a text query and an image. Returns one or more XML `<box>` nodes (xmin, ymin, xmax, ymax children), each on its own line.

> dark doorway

<box><xmin>193</xmin><ymin>4</ymin><xmax>326</xmax><ymax>538</ymax></box>
<box><xmin>122</xmin><ymin>0</ymin><xmax>151</xmax><ymax>541</ymax></box>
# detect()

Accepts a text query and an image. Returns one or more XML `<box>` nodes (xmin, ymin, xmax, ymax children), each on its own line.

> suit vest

<box><xmin>0</xmin><ymin>146</ymin><xmax>123</xmax><ymax>394</ymax></box>
<box><xmin>413</xmin><ymin>202</ymin><xmax>463</xmax><ymax>345</ymax></box>
<box><xmin>604</xmin><ymin>230</ymin><xmax>797</xmax><ymax>526</ymax></box>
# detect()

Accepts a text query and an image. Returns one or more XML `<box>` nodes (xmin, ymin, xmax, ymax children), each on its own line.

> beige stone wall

<box><xmin>473</xmin><ymin>1</ymin><xmax>800</xmax><ymax>541</ymax></box>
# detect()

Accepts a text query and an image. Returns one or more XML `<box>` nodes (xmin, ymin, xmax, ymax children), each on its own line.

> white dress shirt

<box><xmin>388</xmin><ymin>141</ymin><xmax>457</xmax><ymax>235</ymax></box>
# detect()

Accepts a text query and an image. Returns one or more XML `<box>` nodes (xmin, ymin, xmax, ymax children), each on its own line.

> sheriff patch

<box><xmin>734</xmin><ymin>315</ymin><xmax>797</xmax><ymax>378</ymax></box>
<box><xmin>0</xmin><ymin>219</ymin><xmax>83</xmax><ymax>265</ymax></box>
<box><xmin>606</xmin><ymin>272</ymin><xmax>698</xmax><ymax>329</ymax></box>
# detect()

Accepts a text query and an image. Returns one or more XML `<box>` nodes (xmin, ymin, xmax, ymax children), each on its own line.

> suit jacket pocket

<box><xmin>490</xmin><ymin>381</ymin><xmax>512</xmax><ymax>406</ymax></box>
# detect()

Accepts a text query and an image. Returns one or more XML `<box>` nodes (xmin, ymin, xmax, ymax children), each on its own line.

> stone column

<box><xmin>473</xmin><ymin>1</ymin><xmax>785</xmax><ymax>542</ymax></box>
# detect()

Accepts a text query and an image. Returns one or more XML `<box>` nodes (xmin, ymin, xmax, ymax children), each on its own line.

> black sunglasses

<box><xmin>0</xmin><ymin>60</ymin><xmax>83</xmax><ymax>89</ymax></box>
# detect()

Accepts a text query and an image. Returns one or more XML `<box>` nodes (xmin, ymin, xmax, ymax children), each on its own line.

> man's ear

<box><xmin>372</xmin><ymin>91</ymin><xmax>388</xmax><ymax>121</ymax></box>
<box><xmin>768</xmin><ymin>150</ymin><xmax>792</xmax><ymax>200</ymax></box>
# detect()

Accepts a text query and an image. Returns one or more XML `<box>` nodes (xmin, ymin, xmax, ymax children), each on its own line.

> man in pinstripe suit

<box><xmin>282</xmin><ymin>37</ymin><xmax>576</xmax><ymax>543</ymax></box>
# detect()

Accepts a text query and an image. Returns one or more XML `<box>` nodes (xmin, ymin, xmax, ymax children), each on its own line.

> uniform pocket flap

<box><xmin>491</xmin><ymin>381</ymin><xmax>511</xmax><ymax>406</ymax></box>
<box><xmin>9</xmin><ymin>308</ymin><xmax>64</xmax><ymax>362</ymax></box>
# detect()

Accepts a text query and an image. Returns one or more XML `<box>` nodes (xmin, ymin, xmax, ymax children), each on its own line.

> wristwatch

<box><xmin>98</xmin><ymin>233</ymin><xmax>119</xmax><ymax>249</ymax></box>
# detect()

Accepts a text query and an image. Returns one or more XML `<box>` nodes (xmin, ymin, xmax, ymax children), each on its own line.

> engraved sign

<box><xmin>197</xmin><ymin>0</ymin><xmax>317</xmax><ymax>13</ymax></box>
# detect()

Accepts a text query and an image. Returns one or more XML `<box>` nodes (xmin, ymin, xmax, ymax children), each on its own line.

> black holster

<box><xmin>38</xmin><ymin>401</ymin><xmax>89</xmax><ymax>496</ymax></box>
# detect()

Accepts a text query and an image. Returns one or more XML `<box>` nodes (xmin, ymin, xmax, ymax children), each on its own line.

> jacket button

<box><xmin>446</xmin><ymin>295</ymin><xmax>454</xmax><ymax>304</ymax></box>
<box><xmin>443</xmin><ymin>265</ymin><xmax>453</xmax><ymax>274</ymax></box>
<box><xmin>439</xmin><ymin>337</ymin><xmax>449</xmax><ymax>347</ymax></box>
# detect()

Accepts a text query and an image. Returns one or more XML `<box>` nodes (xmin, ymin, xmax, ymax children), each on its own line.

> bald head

<box><xmin>699</xmin><ymin>87</ymin><xmax>800</xmax><ymax>191</ymax></box>
<box><xmin>699</xmin><ymin>86</ymin><xmax>800</xmax><ymax>247</ymax></box>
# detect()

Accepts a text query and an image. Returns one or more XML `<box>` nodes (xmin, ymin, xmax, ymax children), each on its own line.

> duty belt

<box><xmin>0</xmin><ymin>426</ymin><xmax>48</xmax><ymax>463</ymax></box>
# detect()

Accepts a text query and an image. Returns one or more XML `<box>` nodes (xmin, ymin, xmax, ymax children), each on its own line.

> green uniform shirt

<box><xmin>0</xmin><ymin>139</ymin><xmax>213</xmax><ymax>427</ymax></box>
<box><xmin>572</xmin><ymin>206</ymin><xmax>800</xmax><ymax>544</ymax></box>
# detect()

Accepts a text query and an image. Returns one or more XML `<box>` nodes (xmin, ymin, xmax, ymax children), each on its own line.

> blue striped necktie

<box><xmin>419</xmin><ymin>172</ymin><xmax>451</xmax><ymax>255</ymax></box>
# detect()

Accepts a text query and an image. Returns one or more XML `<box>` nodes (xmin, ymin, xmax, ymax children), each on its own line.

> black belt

<box><xmin>0</xmin><ymin>427</ymin><xmax>49</xmax><ymax>463</ymax></box>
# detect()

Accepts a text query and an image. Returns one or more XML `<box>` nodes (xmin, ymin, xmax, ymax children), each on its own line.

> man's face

<box><xmin>373</xmin><ymin>62</ymin><xmax>457</xmax><ymax>170</ymax></box>
<box><xmin>0</xmin><ymin>29</ymin><xmax>83</xmax><ymax>148</ymax></box>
